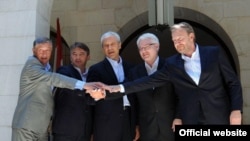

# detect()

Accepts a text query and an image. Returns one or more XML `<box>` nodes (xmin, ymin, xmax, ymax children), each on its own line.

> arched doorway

<box><xmin>120</xmin><ymin>7</ymin><xmax>239</xmax><ymax>76</ymax></box>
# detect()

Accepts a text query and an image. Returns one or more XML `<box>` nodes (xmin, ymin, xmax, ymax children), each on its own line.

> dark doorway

<box><xmin>50</xmin><ymin>31</ymin><xmax>70</xmax><ymax>71</ymax></box>
<box><xmin>120</xmin><ymin>20</ymin><xmax>237</xmax><ymax>74</ymax></box>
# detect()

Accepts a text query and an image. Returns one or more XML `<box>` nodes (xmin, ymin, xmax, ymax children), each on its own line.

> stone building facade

<box><xmin>0</xmin><ymin>0</ymin><xmax>250</xmax><ymax>140</ymax></box>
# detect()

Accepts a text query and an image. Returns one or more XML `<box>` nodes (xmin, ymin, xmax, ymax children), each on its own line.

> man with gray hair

<box><xmin>87</xmin><ymin>31</ymin><xmax>137</xmax><ymax>141</ymax></box>
<box><xmin>129</xmin><ymin>33</ymin><xmax>179</xmax><ymax>141</ymax></box>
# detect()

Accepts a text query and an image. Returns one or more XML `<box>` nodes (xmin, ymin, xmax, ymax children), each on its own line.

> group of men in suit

<box><xmin>12</xmin><ymin>21</ymin><xmax>243</xmax><ymax>141</ymax></box>
<box><xmin>103</xmin><ymin>22</ymin><xmax>243</xmax><ymax>125</ymax></box>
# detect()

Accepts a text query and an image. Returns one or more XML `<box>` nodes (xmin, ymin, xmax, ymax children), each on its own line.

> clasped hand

<box><xmin>84</xmin><ymin>82</ymin><xmax>121</xmax><ymax>99</ymax></box>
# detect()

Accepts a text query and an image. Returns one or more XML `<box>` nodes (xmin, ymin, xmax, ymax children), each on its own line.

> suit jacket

<box><xmin>128</xmin><ymin>58</ymin><xmax>176</xmax><ymax>141</ymax></box>
<box><xmin>86</xmin><ymin>58</ymin><xmax>136</xmax><ymax>141</ymax></box>
<box><xmin>123</xmin><ymin>46</ymin><xmax>243</xmax><ymax>124</ymax></box>
<box><xmin>52</xmin><ymin>64</ymin><xmax>93</xmax><ymax>138</ymax></box>
<box><xmin>12</xmin><ymin>56</ymin><xmax>79</xmax><ymax>133</ymax></box>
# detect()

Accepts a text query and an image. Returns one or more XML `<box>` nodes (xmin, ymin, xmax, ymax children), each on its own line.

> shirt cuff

<box><xmin>75</xmin><ymin>81</ymin><xmax>85</xmax><ymax>90</ymax></box>
<box><xmin>120</xmin><ymin>84</ymin><xmax>125</xmax><ymax>93</ymax></box>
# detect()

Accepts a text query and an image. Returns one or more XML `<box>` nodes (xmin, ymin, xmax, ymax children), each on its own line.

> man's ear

<box><xmin>190</xmin><ymin>33</ymin><xmax>195</xmax><ymax>40</ymax></box>
<box><xmin>118</xmin><ymin>42</ymin><xmax>122</xmax><ymax>49</ymax></box>
<box><xmin>156</xmin><ymin>44</ymin><xmax>160</xmax><ymax>51</ymax></box>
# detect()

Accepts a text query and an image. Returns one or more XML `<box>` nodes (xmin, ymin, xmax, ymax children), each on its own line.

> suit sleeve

<box><xmin>123</xmin><ymin>66</ymin><xmax>170</xmax><ymax>94</ymax></box>
<box><xmin>27</xmin><ymin>62</ymin><xmax>78</xmax><ymax>90</ymax></box>
<box><xmin>218</xmin><ymin>48</ymin><xmax>243</xmax><ymax>112</ymax></box>
<box><xmin>53</xmin><ymin>66</ymin><xmax>86</xmax><ymax>98</ymax></box>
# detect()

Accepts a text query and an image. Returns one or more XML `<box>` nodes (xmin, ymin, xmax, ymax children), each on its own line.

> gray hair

<box><xmin>33</xmin><ymin>37</ymin><xmax>52</xmax><ymax>48</ymax></box>
<box><xmin>170</xmin><ymin>22</ymin><xmax>196</xmax><ymax>41</ymax></box>
<box><xmin>100</xmin><ymin>31</ymin><xmax>121</xmax><ymax>46</ymax></box>
<box><xmin>136</xmin><ymin>33</ymin><xmax>159</xmax><ymax>47</ymax></box>
<box><xmin>170</xmin><ymin>22</ymin><xmax>195</xmax><ymax>34</ymax></box>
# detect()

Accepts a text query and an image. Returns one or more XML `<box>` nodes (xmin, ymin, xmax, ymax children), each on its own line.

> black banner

<box><xmin>175</xmin><ymin>125</ymin><xmax>250</xmax><ymax>140</ymax></box>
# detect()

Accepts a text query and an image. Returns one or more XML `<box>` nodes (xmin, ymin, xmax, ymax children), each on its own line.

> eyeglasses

<box><xmin>138</xmin><ymin>43</ymin><xmax>156</xmax><ymax>51</ymax></box>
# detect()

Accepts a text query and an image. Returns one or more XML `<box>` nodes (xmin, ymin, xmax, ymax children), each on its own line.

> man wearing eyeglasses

<box><xmin>128</xmin><ymin>33</ymin><xmax>179</xmax><ymax>141</ymax></box>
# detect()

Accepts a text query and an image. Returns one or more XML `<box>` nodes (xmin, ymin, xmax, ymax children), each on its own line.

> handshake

<box><xmin>83</xmin><ymin>82</ymin><xmax>122</xmax><ymax>99</ymax></box>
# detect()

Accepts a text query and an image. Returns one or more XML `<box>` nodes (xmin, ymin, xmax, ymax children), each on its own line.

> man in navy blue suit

<box><xmin>86</xmin><ymin>31</ymin><xmax>138</xmax><ymax>141</ymax></box>
<box><xmin>102</xmin><ymin>22</ymin><xmax>243</xmax><ymax>125</ymax></box>
<box><xmin>52</xmin><ymin>42</ymin><xmax>93</xmax><ymax>141</ymax></box>
<box><xmin>128</xmin><ymin>33</ymin><xmax>179</xmax><ymax>141</ymax></box>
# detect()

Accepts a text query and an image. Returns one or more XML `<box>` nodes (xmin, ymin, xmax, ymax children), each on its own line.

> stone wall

<box><xmin>1</xmin><ymin>0</ymin><xmax>250</xmax><ymax>140</ymax></box>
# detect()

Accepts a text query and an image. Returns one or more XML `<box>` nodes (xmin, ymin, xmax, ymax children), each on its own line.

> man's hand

<box><xmin>83</xmin><ymin>82</ymin><xmax>105</xmax><ymax>90</ymax></box>
<box><xmin>103</xmin><ymin>85</ymin><xmax>121</xmax><ymax>93</ymax></box>
<box><xmin>172</xmin><ymin>118</ymin><xmax>182</xmax><ymax>132</ymax></box>
<box><xmin>133</xmin><ymin>126</ymin><xmax>140</xmax><ymax>141</ymax></box>
<box><xmin>230</xmin><ymin>110</ymin><xmax>242</xmax><ymax>125</ymax></box>
<box><xmin>88</xmin><ymin>89</ymin><xmax>106</xmax><ymax>100</ymax></box>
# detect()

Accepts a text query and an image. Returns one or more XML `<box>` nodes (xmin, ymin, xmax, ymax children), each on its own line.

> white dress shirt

<box><xmin>74</xmin><ymin>66</ymin><xmax>88</xmax><ymax>82</ymax></box>
<box><xmin>181</xmin><ymin>44</ymin><xmax>201</xmax><ymax>85</ymax></box>
<box><xmin>107</xmin><ymin>57</ymin><xmax>130</xmax><ymax>106</ymax></box>
<box><xmin>145</xmin><ymin>56</ymin><xmax>159</xmax><ymax>75</ymax></box>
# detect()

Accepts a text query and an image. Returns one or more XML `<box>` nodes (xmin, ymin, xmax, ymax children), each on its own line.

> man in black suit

<box><xmin>52</xmin><ymin>42</ymin><xmax>93</xmax><ymax>141</ymax></box>
<box><xmin>86</xmin><ymin>31</ymin><xmax>138</xmax><ymax>141</ymax></box>
<box><xmin>129</xmin><ymin>33</ymin><xmax>179</xmax><ymax>141</ymax></box>
<box><xmin>104</xmin><ymin>22</ymin><xmax>243</xmax><ymax>125</ymax></box>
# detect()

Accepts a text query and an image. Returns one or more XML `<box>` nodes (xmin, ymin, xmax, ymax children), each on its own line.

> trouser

<box><xmin>53</xmin><ymin>133</ymin><xmax>90</xmax><ymax>141</ymax></box>
<box><xmin>121</xmin><ymin>106</ymin><xmax>133</xmax><ymax>141</ymax></box>
<box><xmin>12</xmin><ymin>128</ymin><xmax>48</xmax><ymax>141</ymax></box>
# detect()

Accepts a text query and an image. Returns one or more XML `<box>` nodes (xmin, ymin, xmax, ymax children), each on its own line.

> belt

<box><xmin>123</xmin><ymin>106</ymin><xmax>131</xmax><ymax>110</ymax></box>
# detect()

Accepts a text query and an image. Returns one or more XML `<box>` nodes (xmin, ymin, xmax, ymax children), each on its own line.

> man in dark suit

<box><xmin>129</xmin><ymin>33</ymin><xmax>179</xmax><ymax>141</ymax></box>
<box><xmin>104</xmin><ymin>22</ymin><xmax>243</xmax><ymax>125</ymax></box>
<box><xmin>86</xmin><ymin>31</ymin><xmax>138</xmax><ymax>141</ymax></box>
<box><xmin>52</xmin><ymin>42</ymin><xmax>93</xmax><ymax>141</ymax></box>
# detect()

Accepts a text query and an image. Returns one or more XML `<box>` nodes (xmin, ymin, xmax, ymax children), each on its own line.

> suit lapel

<box><xmin>122</xmin><ymin>61</ymin><xmax>131</xmax><ymax>78</ymax></box>
<box><xmin>136</xmin><ymin>63</ymin><xmax>148</xmax><ymax>78</ymax></box>
<box><xmin>136</xmin><ymin>62</ymin><xmax>154</xmax><ymax>93</ymax></box>
<box><xmin>198</xmin><ymin>46</ymin><xmax>208</xmax><ymax>85</ymax></box>
<box><xmin>69</xmin><ymin>64</ymin><xmax>83</xmax><ymax>80</ymax></box>
<box><xmin>138</xmin><ymin>57</ymin><xmax>165</xmax><ymax>77</ymax></box>
<box><xmin>176</xmin><ymin>54</ymin><xmax>198</xmax><ymax>85</ymax></box>
<box><xmin>103</xmin><ymin>58</ymin><xmax>119</xmax><ymax>83</ymax></box>
<box><xmin>158</xmin><ymin>58</ymin><xmax>165</xmax><ymax>70</ymax></box>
